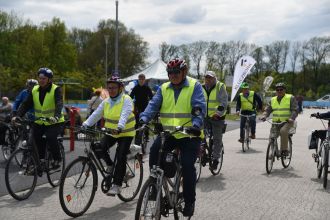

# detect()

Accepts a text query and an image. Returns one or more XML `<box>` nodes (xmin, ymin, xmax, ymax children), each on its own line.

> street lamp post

<box><xmin>104</xmin><ymin>35</ymin><xmax>109</xmax><ymax>81</ymax></box>
<box><xmin>115</xmin><ymin>0</ymin><xmax>119</xmax><ymax>76</ymax></box>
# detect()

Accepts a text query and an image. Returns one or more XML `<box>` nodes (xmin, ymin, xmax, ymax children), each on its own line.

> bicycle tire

<box><xmin>317</xmin><ymin>143</ymin><xmax>324</xmax><ymax>179</ymax></box>
<box><xmin>173</xmin><ymin>171</ymin><xmax>191</xmax><ymax>220</ymax></box>
<box><xmin>266</xmin><ymin>141</ymin><xmax>275</xmax><ymax>174</ymax></box>
<box><xmin>135</xmin><ymin>177</ymin><xmax>161</xmax><ymax>220</ymax></box>
<box><xmin>211</xmin><ymin>147</ymin><xmax>223</xmax><ymax>175</ymax></box>
<box><xmin>1</xmin><ymin>128</ymin><xmax>15</xmax><ymax>161</ymax></box>
<box><xmin>59</xmin><ymin>157</ymin><xmax>97</xmax><ymax>218</ymax></box>
<box><xmin>47</xmin><ymin>142</ymin><xmax>66</xmax><ymax>187</ymax></box>
<box><xmin>195</xmin><ymin>154</ymin><xmax>202</xmax><ymax>183</ymax></box>
<box><xmin>5</xmin><ymin>148</ymin><xmax>38</xmax><ymax>200</ymax></box>
<box><xmin>118</xmin><ymin>155</ymin><xmax>144</xmax><ymax>202</ymax></box>
<box><xmin>323</xmin><ymin>147</ymin><xmax>329</xmax><ymax>189</ymax></box>
<box><xmin>281</xmin><ymin>137</ymin><xmax>292</xmax><ymax>168</ymax></box>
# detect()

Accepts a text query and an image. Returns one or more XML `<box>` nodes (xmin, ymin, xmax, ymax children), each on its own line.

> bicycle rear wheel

<box><xmin>5</xmin><ymin>148</ymin><xmax>38</xmax><ymax>200</ymax></box>
<box><xmin>118</xmin><ymin>155</ymin><xmax>143</xmax><ymax>202</ymax></box>
<box><xmin>135</xmin><ymin>177</ymin><xmax>161</xmax><ymax>220</ymax></box>
<box><xmin>266</xmin><ymin>141</ymin><xmax>275</xmax><ymax>174</ymax></box>
<box><xmin>210</xmin><ymin>147</ymin><xmax>223</xmax><ymax>176</ymax></box>
<box><xmin>47</xmin><ymin>142</ymin><xmax>66</xmax><ymax>187</ymax></box>
<box><xmin>59</xmin><ymin>157</ymin><xmax>97</xmax><ymax>217</ymax></box>
<box><xmin>281</xmin><ymin>137</ymin><xmax>292</xmax><ymax>168</ymax></box>
<box><xmin>323</xmin><ymin>147</ymin><xmax>329</xmax><ymax>189</ymax></box>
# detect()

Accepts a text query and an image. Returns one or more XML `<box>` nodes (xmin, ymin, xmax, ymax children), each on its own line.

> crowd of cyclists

<box><xmin>1</xmin><ymin>57</ymin><xmax>328</xmax><ymax>219</ymax></box>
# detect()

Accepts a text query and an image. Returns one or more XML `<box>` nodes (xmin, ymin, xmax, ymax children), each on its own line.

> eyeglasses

<box><xmin>276</xmin><ymin>88</ymin><xmax>284</xmax><ymax>92</ymax></box>
<box><xmin>107</xmin><ymin>86</ymin><xmax>119</xmax><ymax>90</ymax></box>
<box><xmin>167</xmin><ymin>68</ymin><xmax>181</xmax><ymax>75</ymax></box>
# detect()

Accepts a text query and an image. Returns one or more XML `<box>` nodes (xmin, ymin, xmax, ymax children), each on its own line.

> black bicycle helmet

<box><xmin>38</xmin><ymin>67</ymin><xmax>53</xmax><ymax>78</ymax></box>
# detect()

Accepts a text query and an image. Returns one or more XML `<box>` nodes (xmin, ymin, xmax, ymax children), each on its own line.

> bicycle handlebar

<box><xmin>240</xmin><ymin>114</ymin><xmax>256</xmax><ymax>118</ymax></box>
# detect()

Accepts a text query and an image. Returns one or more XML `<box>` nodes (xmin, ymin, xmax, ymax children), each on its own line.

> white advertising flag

<box><xmin>230</xmin><ymin>55</ymin><xmax>256</xmax><ymax>101</ymax></box>
<box><xmin>263</xmin><ymin>76</ymin><xmax>274</xmax><ymax>92</ymax></box>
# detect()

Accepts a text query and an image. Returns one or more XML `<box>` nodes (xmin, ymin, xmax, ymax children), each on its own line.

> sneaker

<box><xmin>250</xmin><ymin>134</ymin><xmax>256</xmax><ymax>139</ymax></box>
<box><xmin>183</xmin><ymin>202</ymin><xmax>195</xmax><ymax>217</ymax></box>
<box><xmin>211</xmin><ymin>160</ymin><xmax>219</xmax><ymax>170</ymax></box>
<box><xmin>238</xmin><ymin>138</ymin><xmax>243</xmax><ymax>143</ymax></box>
<box><xmin>107</xmin><ymin>184</ymin><xmax>121</xmax><ymax>196</ymax></box>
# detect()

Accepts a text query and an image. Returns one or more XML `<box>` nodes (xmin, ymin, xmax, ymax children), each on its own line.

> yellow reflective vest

<box><xmin>203</xmin><ymin>81</ymin><xmax>227</xmax><ymax>117</ymax></box>
<box><xmin>271</xmin><ymin>94</ymin><xmax>292</xmax><ymax>122</ymax></box>
<box><xmin>103</xmin><ymin>94</ymin><xmax>136</xmax><ymax>138</ymax></box>
<box><xmin>239</xmin><ymin>91</ymin><xmax>255</xmax><ymax>111</ymax></box>
<box><xmin>160</xmin><ymin>77</ymin><xmax>202</xmax><ymax>139</ymax></box>
<box><xmin>32</xmin><ymin>84</ymin><xmax>64</xmax><ymax>125</ymax></box>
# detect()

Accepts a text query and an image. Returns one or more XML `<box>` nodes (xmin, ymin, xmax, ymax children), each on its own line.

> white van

<box><xmin>316</xmin><ymin>94</ymin><xmax>330</xmax><ymax>102</ymax></box>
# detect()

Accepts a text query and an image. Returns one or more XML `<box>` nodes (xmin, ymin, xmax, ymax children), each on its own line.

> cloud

<box><xmin>170</xmin><ymin>5</ymin><xmax>207</xmax><ymax>24</ymax></box>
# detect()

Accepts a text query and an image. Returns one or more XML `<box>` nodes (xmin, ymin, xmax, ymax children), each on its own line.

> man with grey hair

<box><xmin>202</xmin><ymin>71</ymin><xmax>228</xmax><ymax>170</ymax></box>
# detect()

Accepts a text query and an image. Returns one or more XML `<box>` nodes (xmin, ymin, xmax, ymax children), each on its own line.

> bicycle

<box><xmin>195</xmin><ymin>119</ymin><xmax>226</xmax><ymax>182</ymax></box>
<box><xmin>1</xmin><ymin>120</ymin><xmax>21</xmax><ymax>161</ymax></box>
<box><xmin>240</xmin><ymin>114</ymin><xmax>256</xmax><ymax>152</ymax></box>
<box><xmin>135</xmin><ymin>122</ymin><xmax>199</xmax><ymax>220</ymax></box>
<box><xmin>59</xmin><ymin>127</ymin><xmax>144</xmax><ymax>217</ymax></box>
<box><xmin>5</xmin><ymin>117</ymin><xmax>66</xmax><ymax>200</ymax></box>
<box><xmin>310</xmin><ymin>114</ymin><xmax>330</xmax><ymax>189</ymax></box>
<box><xmin>264</xmin><ymin>119</ymin><xmax>295</xmax><ymax>174</ymax></box>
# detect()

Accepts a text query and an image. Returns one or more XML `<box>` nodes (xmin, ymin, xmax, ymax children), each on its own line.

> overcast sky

<box><xmin>1</xmin><ymin>0</ymin><xmax>330</xmax><ymax>62</ymax></box>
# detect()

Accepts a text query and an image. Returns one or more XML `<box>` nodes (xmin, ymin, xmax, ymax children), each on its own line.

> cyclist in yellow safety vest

<box><xmin>82</xmin><ymin>75</ymin><xmax>136</xmax><ymax>196</ymax></box>
<box><xmin>202</xmin><ymin>70</ymin><xmax>228</xmax><ymax>170</ymax></box>
<box><xmin>139</xmin><ymin>58</ymin><xmax>206</xmax><ymax>217</ymax></box>
<box><xmin>260</xmin><ymin>82</ymin><xmax>298</xmax><ymax>156</ymax></box>
<box><xmin>15</xmin><ymin>67</ymin><xmax>65</xmax><ymax>169</ymax></box>
<box><xmin>236</xmin><ymin>82</ymin><xmax>263</xmax><ymax>142</ymax></box>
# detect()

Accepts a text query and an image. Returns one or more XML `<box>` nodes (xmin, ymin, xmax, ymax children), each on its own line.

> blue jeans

<box><xmin>149</xmin><ymin>136</ymin><xmax>200</xmax><ymax>204</ymax></box>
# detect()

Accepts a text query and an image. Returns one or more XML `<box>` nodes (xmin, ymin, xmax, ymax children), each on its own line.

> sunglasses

<box><xmin>167</xmin><ymin>68</ymin><xmax>181</xmax><ymax>75</ymax></box>
<box><xmin>276</xmin><ymin>88</ymin><xmax>284</xmax><ymax>92</ymax></box>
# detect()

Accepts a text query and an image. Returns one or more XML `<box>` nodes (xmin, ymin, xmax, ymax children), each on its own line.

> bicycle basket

<box><xmin>308</xmin><ymin>131</ymin><xmax>318</xmax><ymax>150</ymax></box>
<box><xmin>161</xmin><ymin>151</ymin><xmax>177</xmax><ymax>178</ymax></box>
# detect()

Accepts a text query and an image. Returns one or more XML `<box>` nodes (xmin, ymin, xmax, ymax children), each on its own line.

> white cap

<box><xmin>205</xmin><ymin>71</ymin><xmax>216</xmax><ymax>78</ymax></box>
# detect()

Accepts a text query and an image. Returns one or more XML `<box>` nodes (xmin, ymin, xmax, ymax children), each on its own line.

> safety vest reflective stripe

<box><xmin>104</xmin><ymin>116</ymin><xmax>135</xmax><ymax>124</ymax></box>
<box><xmin>159</xmin><ymin>113</ymin><xmax>192</xmax><ymax>118</ymax></box>
<box><xmin>103</xmin><ymin>94</ymin><xmax>136</xmax><ymax>137</ymax></box>
<box><xmin>271</xmin><ymin>94</ymin><xmax>292</xmax><ymax>122</ymax></box>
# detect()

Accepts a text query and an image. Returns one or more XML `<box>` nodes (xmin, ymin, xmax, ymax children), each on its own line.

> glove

<box><xmin>211</xmin><ymin>113</ymin><xmax>221</xmax><ymax>121</ymax></box>
<box><xmin>186</xmin><ymin>126</ymin><xmax>201</xmax><ymax>136</ymax></box>
<box><xmin>11</xmin><ymin>116</ymin><xmax>21</xmax><ymax>123</ymax></box>
<box><xmin>49</xmin><ymin>116</ymin><xmax>59</xmax><ymax>124</ymax></box>
<box><xmin>81</xmin><ymin>124</ymin><xmax>88</xmax><ymax>130</ymax></box>
<box><xmin>112</xmin><ymin>127</ymin><xmax>122</xmax><ymax>135</ymax></box>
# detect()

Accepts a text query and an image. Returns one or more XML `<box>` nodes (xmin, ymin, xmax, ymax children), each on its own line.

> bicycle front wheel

<box><xmin>5</xmin><ymin>148</ymin><xmax>38</xmax><ymax>200</ymax></box>
<box><xmin>59</xmin><ymin>157</ymin><xmax>97</xmax><ymax>218</ymax></box>
<box><xmin>266</xmin><ymin>141</ymin><xmax>275</xmax><ymax>174</ymax></box>
<box><xmin>135</xmin><ymin>177</ymin><xmax>161</xmax><ymax>220</ymax></box>
<box><xmin>118</xmin><ymin>155</ymin><xmax>143</xmax><ymax>202</ymax></box>
<box><xmin>323</xmin><ymin>147</ymin><xmax>329</xmax><ymax>189</ymax></box>
<box><xmin>195</xmin><ymin>147</ymin><xmax>202</xmax><ymax>182</ymax></box>
<box><xmin>1</xmin><ymin>129</ymin><xmax>15</xmax><ymax>161</ymax></box>
<box><xmin>281</xmin><ymin>137</ymin><xmax>292</xmax><ymax>168</ymax></box>
<box><xmin>317</xmin><ymin>143</ymin><xmax>324</xmax><ymax>179</ymax></box>
<box><xmin>47</xmin><ymin>142</ymin><xmax>66</xmax><ymax>187</ymax></box>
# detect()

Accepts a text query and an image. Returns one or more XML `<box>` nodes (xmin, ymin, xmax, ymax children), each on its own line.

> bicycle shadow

<box><xmin>262</xmin><ymin>167</ymin><xmax>302</xmax><ymax>179</ymax></box>
<box><xmin>68</xmin><ymin>199</ymin><xmax>138</xmax><ymax>220</ymax></box>
<box><xmin>0</xmin><ymin>185</ymin><xmax>57</xmax><ymax>209</ymax></box>
<box><xmin>197</xmin><ymin>173</ymin><xmax>226</xmax><ymax>193</ymax></box>
<box><xmin>235</xmin><ymin>148</ymin><xmax>263</xmax><ymax>154</ymax></box>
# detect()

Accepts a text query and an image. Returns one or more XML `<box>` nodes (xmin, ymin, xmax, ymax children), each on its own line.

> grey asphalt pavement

<box><xmin>1</xmin><ymin>111</ymin><xmax>330</xmax><ymax>219</ymax></box>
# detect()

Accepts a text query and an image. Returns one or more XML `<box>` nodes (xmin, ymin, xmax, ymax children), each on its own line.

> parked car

<box><xmin>316</xmin><ymin>94</ymin><xmax>330</xmax><ymax>102</ymax></box>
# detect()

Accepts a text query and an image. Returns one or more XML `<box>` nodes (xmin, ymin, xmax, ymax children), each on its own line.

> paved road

<box><xmin>1</xmin><ymin>111</ymin><xmax>330</xmax><ymax>219</ymax></box>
